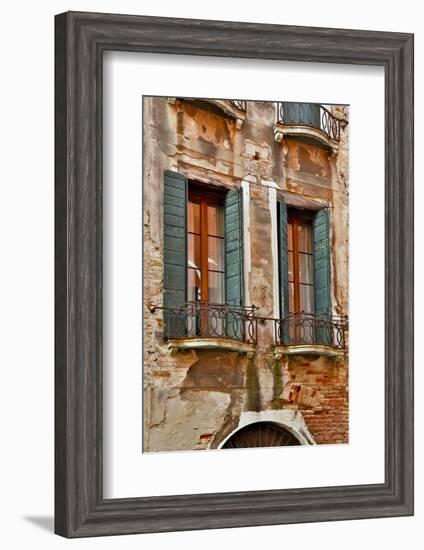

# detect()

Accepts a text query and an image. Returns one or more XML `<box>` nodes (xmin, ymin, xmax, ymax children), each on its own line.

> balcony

<box><xmin>273</xmin><ymin>102</ymin><xmax>344</xmax><ymax>149</ymax></box>
<box><xmin>168</xmin><ymin>98</ymin><xmax>247</xmax><ymax>129</ymax></box>
<box><xmin>163</xmin><ymin>301</ymin><xmax>257</xmax><ymax>354</ymax></box>
<box><xmin>159</xmin><ymin>303</ymin><xmax>348</xmax><ymax>357</ymax></box>
<box><xmin>273</xmin><ymin>312</ymin><xmax>348</xmax><ymax>357</ymax></box>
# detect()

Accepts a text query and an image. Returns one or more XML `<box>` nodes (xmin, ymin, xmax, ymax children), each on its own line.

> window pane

<box><xmin>288</xmin><ymin>281</ymin><xmax>295</xmax><ymax>314</ymax></box>
<box><xmin>300</xmin><ymin>284</ymin><xmax>314</xmax><ymax>313</ymax></box>
<box><xmin>188</xmin><ymin>201</ymin><xmax>200</xmax><ymax>234</ymax></box>
<box><xmin>288</xmin><ymin>251</ymin><xmax>294</xmax><ymax>281</ymax></box>
<box><xmin>208</xmin><ymin>236</ymin><xmax>224</xmax><ymax>271</ymax></box>
<box><xmin>288</xmin><ymin>222</ymin><xmax>293</xmax><ymax>251</ymax></box>
<box><xmin>188</xmin><ymin>234</ymin><xmax>201</xmax><ymax>269</ymax></box>
<box><xmin>299</xmin><ymin>253</ymin><xmax>314</xmax><ymax>284</ymax></box>
<box><xmin>208</xmin><ymin>270</ymin><xmax>225</xmax><ymax>304</ymax></box>
<box><xmin>207</xmin><ymin>204</ymin><xmax>224</xmax><ymax>237</ymax></box>
<box><xmin>188</xmin><ymin>267</ymin><xmax>201</xmax><ymax>302</ymax></box>
<box><xmin>298</xmin><ymin>223</ymin><xmax>313</xmax><ymax>253</ymax></box>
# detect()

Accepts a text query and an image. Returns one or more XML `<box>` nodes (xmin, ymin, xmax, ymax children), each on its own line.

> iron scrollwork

<box><xmin>274</xmin><ymin>311</ymin><xmax>348</xmax><ymax>349</ymax></box>
<box><xmin>275</xmin><ymin>102</ymin><xmax>341</xmax><ymax>142</ymax></box>
<box><xmin>163</xmin><ymin>301</ymin><xmax>258</xmax><ymax>345</ymax></box>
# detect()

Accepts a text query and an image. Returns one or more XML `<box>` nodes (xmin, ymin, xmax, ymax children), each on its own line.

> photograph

<box><xmin>143</xmin><ymin>96</ymin><xmax>350</xmax><ymax>452</ymax></box>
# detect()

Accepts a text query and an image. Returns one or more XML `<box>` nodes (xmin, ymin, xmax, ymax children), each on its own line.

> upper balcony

<box><xmin>273</xmin><ymin>102</ymin><xmax>345</xmax><ymax>150</ymax></box>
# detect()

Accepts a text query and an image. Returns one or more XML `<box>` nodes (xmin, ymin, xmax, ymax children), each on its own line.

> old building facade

<box><xmin>143</xmin><ymin>97</ymin><xmax>349</xmax><ymax>451</ymax></box>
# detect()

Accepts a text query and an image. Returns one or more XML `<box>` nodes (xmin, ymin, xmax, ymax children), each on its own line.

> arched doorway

<box><xmin>221</xmin><ymin>422</ymin><xmax>301</xmax><ymax>448</ymax></box>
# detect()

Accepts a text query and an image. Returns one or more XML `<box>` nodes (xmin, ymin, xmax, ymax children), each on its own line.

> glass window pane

<box><xmin>298</xmin><ymin>223</ymin><xmax>313</xmax><ymax>253</ymax></box>
<box><xmin>288</xmin><ymin>281</ymin><xmax>295</xmax><ymax>314</ymax></box>
<box><xmin>188</xmin><ymin>234</ymin><xmax>201</xmax><ymax>269</ymax></box>
<box><xmin>188</xmin><ymin>201</ymin><xmax>200</xmax><ymax>234</ymax></box>
<box><xmin>188</xmin><ymin>267</ymin><xmax>201</xmax><ymax>302</ymax></box>
<box><xmin>208</xmin><ymin>270</ymin><xmax>225</xmax><ymax>304</ymax></box>
<box><xmin>207</xmin><ymin>204</ymin><xmax>224</xmax><ymax>237</ymax></box>
<box><xmin>300</xmin><ymin>284</ymin><xmax>314</xmax><ymax>314</ymax></box>
<box><xmin>208</xmin><ymin>236</ymin><xmax>224</xmax><ymax>271</ymax></box>
<box><xmin>288</xmin><ymin>251</ymin><xmax>294</xmax><ymax>281</ymax></box>
<box><xmin>288</xmin><ymin>223</ymin><xmax>293</xmax><ymax>251</ymax></box>
<box><xmin>299</xmin><ymin>253</ymin><xmax>314</xmax><ymax>284</ymax></box>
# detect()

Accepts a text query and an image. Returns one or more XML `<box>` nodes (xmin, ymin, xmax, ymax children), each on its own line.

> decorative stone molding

<box><xmin>274</xmin><ymin>344</ymin><xmax>345</xmax><ymax>358</ymax></box>
<box><xmin>167</xmin><ymin>97</ymin><xmax>246</xmax><ymax>128</ymax></box>
<box><xmin>217</xmin><ymin>410</ymin><xmax>316</xmax><ymax>447</ymax></box>
<box><xmin>273</xmin><ymin>122</ymin><xmax>339</xmax><ymax>151</ymax></box>
<box><xmin>167</xmin><ymin>337</ymin><xmax>256</xmax><ymax>355</ymax></box>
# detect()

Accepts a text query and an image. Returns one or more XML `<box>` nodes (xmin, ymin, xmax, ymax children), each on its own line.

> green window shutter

<box><xmin>278</xmin><ymin>199</ymin><xmax>289</xmax><ymax>320</ymax></box>
<box><xmin>225</xmin><ymin>189</ymin><xmax>244</xmax><ymax>339</ymax></box>
<box><xmin>225</xmin><ymin>189</ymin><xmax>244</xmax><ymax>306</ymax></box>
<box><xmin>163</xmin><ymin>170</ymin><xmax>187</xmax><ymax>337</ymax></box>
<box><xmin>313</xmin><ymin>208</ymin><xmax>331</xmax><ymax>317</ymax></box>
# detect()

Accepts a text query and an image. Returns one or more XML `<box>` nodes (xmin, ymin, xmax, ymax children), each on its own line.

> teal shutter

<box><xmin>163</xmin><ymin>170</ymin><xmax>187</xmax><ymax>337</ymax></box>
<box><xmin>278</xmin><ymin>199</ymin><xmax>289</xmax><ymax>344</ymax></box>
<box><xmin>313</xmin><ymin>208</ymin><xmax>331</xmax><ymax>315</ymax></box>
<box><xmin>313</xmin><ymin>208</ymin><xmax>332</xmax><ymax>344</ymax></box>
<box><xmin>278</xmin><ymin>199</ymin><xmax>289</xmax><ymax>320</ymax></box>
<box><xmin>225</xmin><ymin>189</ymin><xmax>244</xmax><ymax>338</ymax></box>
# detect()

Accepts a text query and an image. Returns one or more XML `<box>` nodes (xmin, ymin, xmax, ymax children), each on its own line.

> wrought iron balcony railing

<box><xmin>274</xmin><ymin>312</ymin><xmax>348</xmax><ymax>349</ymax></box>
<box><xmin>274</xmin><ymin>102</ymin><xmax>342</xmax><ymax>142</ymax></box>
<box><xmin>163</xmin><ymin>301</ymin><xmax>258</xmax><ymax>345</ymax></box>
<box><xmin>228</xmin><ymin>99</ymin><xmax>247</xmax><ymax>112</ymax></box>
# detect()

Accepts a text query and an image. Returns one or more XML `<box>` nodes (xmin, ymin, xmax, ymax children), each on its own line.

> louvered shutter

<box><xmin>278</xmin><ymin>199</ymin><xmax>289</xmax><ymax>344</ymax></box>
<box><xmin>278</xmin><ymin>199</ymin><xmax>289</xmax><ymax>320</ymax></box>
<box><xmin>313</xmin><ymin>208</ymin><xmax>332</xmax><ymax>344</ymax></box>
<box><xmin>225</xmin><ymin>189</ymin><xmax>244</xmax><ymax>339</ymax></box>
<box><xmin>163</xmin><ymin>170</ymin><xmax>187</xmax><ymax>337</ymax></box>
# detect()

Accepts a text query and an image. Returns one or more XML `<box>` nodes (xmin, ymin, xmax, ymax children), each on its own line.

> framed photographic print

<box><xmin>55</xmin><ymin>11</ymin><xmax>414</xmax><ymax>537</ymax></box>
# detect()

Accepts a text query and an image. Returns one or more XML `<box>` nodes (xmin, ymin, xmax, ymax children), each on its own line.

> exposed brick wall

<box><xmin>283</xmin><ymin>355</ymin><xmax>349</xmax><ymax>444</ymax></box>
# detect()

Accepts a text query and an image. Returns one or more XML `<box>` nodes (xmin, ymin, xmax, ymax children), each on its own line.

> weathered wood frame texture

<box><xmin>54</xmin><ymin>11</ymin><xmax>414</xmax><ymax>538</ymax></box>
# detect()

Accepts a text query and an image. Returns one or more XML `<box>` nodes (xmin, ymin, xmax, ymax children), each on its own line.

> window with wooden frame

<box><xmin>187</xmin><ymin>186</ymin><xmax>225</xmax><ymax>305</ymax></box>
<box><xmin>278</xmin><ymin>200</ymin><xmax>332</xmax><ymax>345</ymax></box>
<box><xmin>163</xmin><ymin>171</ymin><xmax>244</xmax><ymax>339</ymax></box>
<box><xmin>287</xmin><ymin>209</ymin><xmax>315</xmax><ymax>314</ymax></box>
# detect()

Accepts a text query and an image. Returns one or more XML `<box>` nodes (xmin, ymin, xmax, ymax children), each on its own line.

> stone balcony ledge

<box><xmin>167</xmin><ymin>337</ymin><xmax>255</xmax><ymax>356</ymax></box>
<box><xmin>273</xmin><ymin>122</ymin><xmax>339</xmax><ymax>151</ymax></box>
<box><xmin>274</xmin><ymin>344</ymin><xmax>345</xmax><ymax>358</ymax></box>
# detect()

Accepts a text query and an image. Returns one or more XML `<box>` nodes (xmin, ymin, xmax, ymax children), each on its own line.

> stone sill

<box><xmin>274</xmin><ymin>344</ymin><xmax>345</xmax><ymax>358</ymax></box>
<box><xmin>167</xmin><ymin>337</ymin><xmax>255</xmax><ymax>355</ymax></box>
<box><xmin>273</xmin><ymin>123</ymin><xmax>339</xmax><ymax>151</ymax></box>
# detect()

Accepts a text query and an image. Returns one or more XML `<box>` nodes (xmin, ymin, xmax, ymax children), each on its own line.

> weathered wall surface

<box><xmin>143</xmin><ymin>97</ymin><xmax>349</xmax><ymax>451</ymax></box>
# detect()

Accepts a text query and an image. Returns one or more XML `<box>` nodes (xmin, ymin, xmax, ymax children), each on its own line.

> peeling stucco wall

<box><xmin>143</xmin><ymin>98</ymin><xmax>349</xmax><ymax>451</ymax></box>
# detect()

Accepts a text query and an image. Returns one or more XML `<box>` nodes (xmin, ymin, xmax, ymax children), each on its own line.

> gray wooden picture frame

<box><xmin>54</xmin><ymin>11</ymin><xmax>414</xmax><ymax>538</ymax></box>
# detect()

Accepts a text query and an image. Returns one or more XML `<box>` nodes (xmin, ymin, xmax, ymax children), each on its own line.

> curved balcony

<box><xmin>273</xmin><ymin>102</ymin><xmax>345</xmax><ymax>149</ymax></box>
<box><xmin>273</xmin><ymin>312</ymin><xmax>348</xmax><ymax>358</ymax></box>
<box><xmin>162</xmin><ymin>301</ymin><xmax>257</xmax><ymax>354</ymax></box>
<box><xmin>168</xmin><ymin>98</ymin><xmax>246</xmax><ymax>128</ymax></box>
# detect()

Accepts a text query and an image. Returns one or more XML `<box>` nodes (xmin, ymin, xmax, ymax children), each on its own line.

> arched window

<box><xmin>222</xmin><ymin>422</ymin><xmax>301</xmax><ymax>448</ymax></box>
